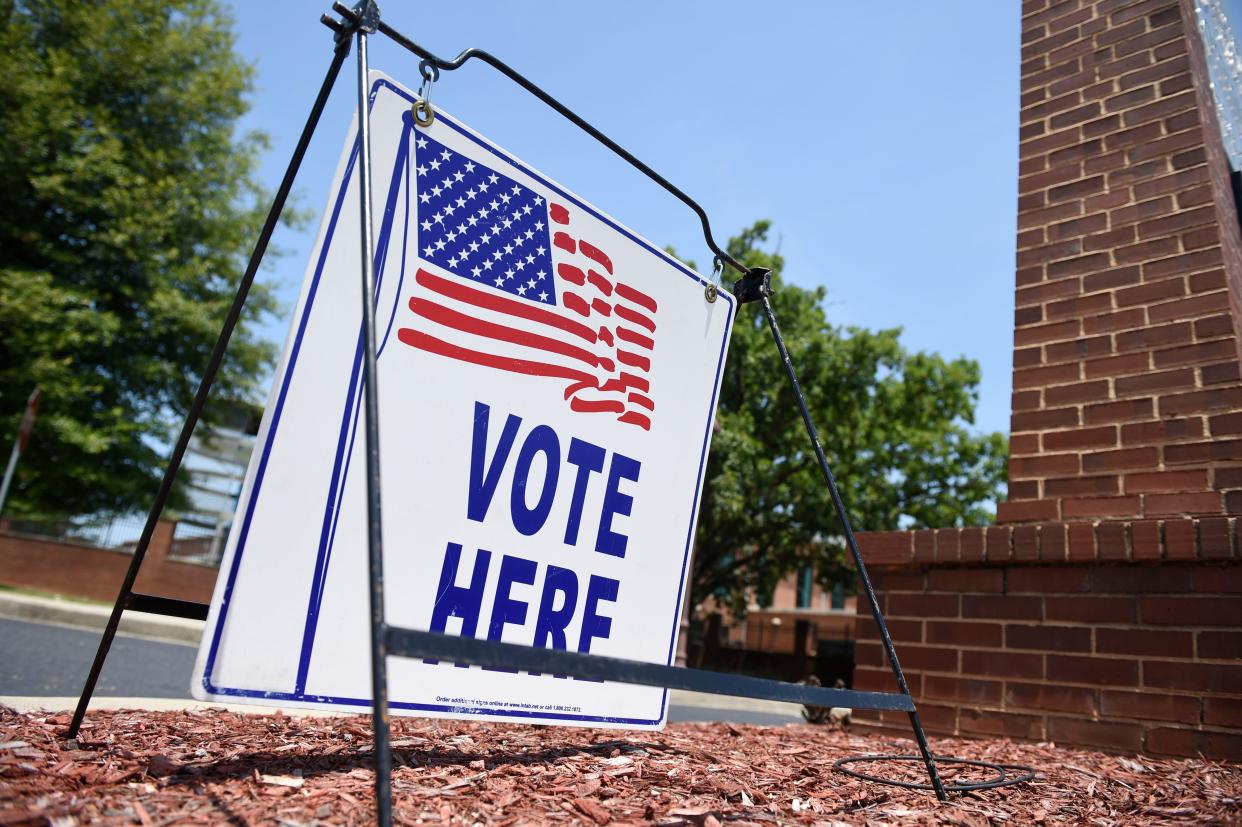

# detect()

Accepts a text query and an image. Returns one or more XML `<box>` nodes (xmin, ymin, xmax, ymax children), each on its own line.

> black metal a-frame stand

<box><xmin>61</xmin><ymin>3</ymin><xmax>1014</xmax><ymax>821</ymax></box>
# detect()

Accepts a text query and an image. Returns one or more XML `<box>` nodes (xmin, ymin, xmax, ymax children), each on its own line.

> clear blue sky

<box><xmin>226</xmin><ymin>2</ymin><xmax>1023</xmax><ymax>437</ymax></box>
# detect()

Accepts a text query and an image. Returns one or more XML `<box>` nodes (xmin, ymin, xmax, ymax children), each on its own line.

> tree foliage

<box><xmin>694</xmin><ymin>222</ymin><xmax>1007</xmax><ymax>614</ymax></box>
<box><xmin>0</xmin><ymin>0</ymin><xmax>278</xmax><ymax>516</ymax></box>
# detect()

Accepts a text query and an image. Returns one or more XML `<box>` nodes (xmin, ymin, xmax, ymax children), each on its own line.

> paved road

<box><xmin>0</xmin><ymin>618</ymin><xmax>802</xmax><ymax>725</ymax></box>
<box><xmin>0</xmin><ymin>617</ymin><xmax>197</xmax><ymax>699</ymax></box>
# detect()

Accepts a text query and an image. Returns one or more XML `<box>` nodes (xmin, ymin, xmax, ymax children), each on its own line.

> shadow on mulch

<box><xmin>4</xmin><ymin>706</ymin><xmax>1241</xmax><ymax>826</ymax></box>
<box><xmin>69</xmin><ymin>735</ymin><xmax>687</xmax><ymax>786</ymax></box>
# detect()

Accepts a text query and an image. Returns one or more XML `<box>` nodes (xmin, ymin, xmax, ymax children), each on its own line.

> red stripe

<box><xmin>600</xmin><ymin>372</ymin><xmax>649</xmax><ymax>394</ymax></box>
<box><xmin>618</xmin><ymin>411</ymin><xmax>651</xmax><ymax>431</ymax></box>
<box><xmin>615</xmin><ymin>305</ymin><xmax>655</xmax><ymax>333</ymax></box>
<box><xmin>579</xmin><ymin>240</ymin><xmax>612</xmax><ymax>275</ymax></box>
<box><xmin>562</xmin><ymin>292</ymin><xmax>591</xmax><ymax>317</ymax></box>
<box><xmin>622</xmin><ymin>372</ymin><xmax>650</xmax><ymax>393</ymax></box>
<box><xmin>397</xmin><ymin>328</ymin><xmax>595</xmax><ymax>385</ymax></box>
<box><xmin>409</xmin><ymin>298</ymin><xmax>610</xmax><ymax>371</ymax></box>
<box><xmin>550</xmin><ymin>203</ymin><xmax>570</xmax><ymax>225</ymax></box>
<box><xmin>616</xmin><ymin>327</ymin><xmax>653</xmax><ymax>350</ymax></box>
<box><xmin>553</xmin><ymin>232</ymin><xmax>576</xmax><ymax>254</ymax></box>
<box><xmin>586</xmin><ymin>269</ymin><xmax>613</xmax><ymax>296</ymax></box>
<box><xmin>416</xmin><ymin>269</ymin><xmax>595</xmax><ymax>343</ymax></box>
<box><xmin>570</xmin><ymin>397</ymin><xmax>625</xmax><ymax>415</ymax></box>
<box><xmin>617</xmin><ymin>350</ymin><xmax>651</xmax><ymax>371</ymax></box>
<box><xmin>407</xmin><ymin>243</ymin><xmax>657</xmax><ymax>426</ymax></box>
<box><xmin>563</xmin><ymin>379</ymin><xmax>597</xmax><ymax>399</ymax></box>
<box><xmin>615</xmin><ymin>283</ymin><xmax>657</xmax><ymax>313</ymax></box>
<box><xmin>557</xmin><ymin>263</ymin><xmax>585</xmax><ymax>285</ymax></box>
<box><xmin>627</xmin><ymin>393</ymin><xmax>655</xmax><ymax>411</ymax></box>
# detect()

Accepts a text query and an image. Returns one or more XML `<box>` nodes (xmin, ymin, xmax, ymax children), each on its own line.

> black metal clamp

<box><xmin>733</xmin><ymin>266</ymin><xmax>774</xmax><ymax>304</ymax></box>
<box><xmin>63</xmin><ymin>4</ymin><xmax>1040</xmax><ymax>824</ymax></box>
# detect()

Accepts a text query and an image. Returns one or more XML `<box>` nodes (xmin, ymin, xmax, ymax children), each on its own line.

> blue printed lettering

<box><xmin>531</xmin><ymin>565</ymin><xmax>579</xmax><ymax>678</ymax></box>
<box><xmin>484</xmin><ymin>554</ymin><xmax>537</xmax><ymax>673</ymax></box>
<box><xmin>563</xmin><ymin>438</ymin><xmax>605</xmax><ymax>546</ymax></box>
<box><xmin>427</xmin><ymin>542</ymin><xmax>492</xmax><ymax>667</ymax></box>
<box><xmin>510</xmin><ymin>425</ymin><xmax>561</xmax><ymax>536</ymax></box>
<box><xmin>467</xmin><ymin>402</ymin><xmax>521</xmax><ymax>523</ymax></box>
<box><xmin>595</xmin><ymin>454</ymin><xmax>640</xmax><ymax>557</ymax></box>
<box><xmin>578</xmin><ymin>574</ymin><xmax>619</xmax><ymax>655</ymax></box>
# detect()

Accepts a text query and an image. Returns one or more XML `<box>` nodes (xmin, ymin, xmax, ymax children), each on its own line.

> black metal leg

<box><xmin>757</xmin><ymin>296</ymin><xmax>948</xmax><ymax>801</ymax></box>
<box><xmin>66</xmin><ymin>39</ymin><xmax>352</xmax><ymax>742</ymax></box>
<box><xmin>349</xmin><ymin>6</ymin><xmax>393</xmax><ymax>825</ymax></box>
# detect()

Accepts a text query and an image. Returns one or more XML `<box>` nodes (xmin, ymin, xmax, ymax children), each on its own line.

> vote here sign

<box><xmin>191</xmin><ymin>73</ymin><xmax>735</xmax><ymax>729</ymax></box>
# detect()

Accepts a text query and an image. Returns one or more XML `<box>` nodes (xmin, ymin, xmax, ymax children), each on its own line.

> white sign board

<box><xmin>192</xmin><ymin>73</ymin><xmax>735</xmax><ymax>729</ymax></box>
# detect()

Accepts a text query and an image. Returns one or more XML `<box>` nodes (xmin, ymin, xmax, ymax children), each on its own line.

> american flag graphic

<box><xmin>396</xmin><ymin>129</ymin><xmax>658</xmax><ymax>430</ymax></box>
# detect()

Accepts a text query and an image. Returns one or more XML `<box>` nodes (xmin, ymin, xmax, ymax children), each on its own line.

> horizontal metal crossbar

<box><xmin>385</xmin><ymin>625</ymin><xmax>916</xmax><ymax>712</ymax></box>
<box><xmin>125</xmin><ymin>593</ymin><xmax>210</xmax><ymax>621</ymax></box>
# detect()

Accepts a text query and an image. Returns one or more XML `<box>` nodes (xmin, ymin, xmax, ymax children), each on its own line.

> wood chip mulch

<box><xmin>1</xmin><ymin>704</ymin><xmax>1239</xmax><ymax>825</ymax></box>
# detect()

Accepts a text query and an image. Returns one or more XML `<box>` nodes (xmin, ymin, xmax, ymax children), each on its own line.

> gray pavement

<box><xmin>0</xmin><ymin>597</ymin><xmax>805</xmax><ymax>725</ymax></box>
<box><xmin>0</xmin><ymin>617</ymin><xmax>197</xmax><ymax>699</ymax></box>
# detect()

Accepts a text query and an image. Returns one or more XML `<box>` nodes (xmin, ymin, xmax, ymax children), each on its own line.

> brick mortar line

<box><xmin>915</xmin><ymin>700</ymin><xmax>1237</xmax><ymax>720</ymax></box>
<box><xmin>1026</xmin><ymin>22</ymin><xmax>1183</xmax><ymax>77</ymax></box>
<box><xmin>1018</xmin><ymin>127</ymin><xmax>1204</xmax><ymax>186</ymax></box>
<box><xmin>856</xmin><ymin>661</ymin><xmax>1242</xmax><ymax>686</ymax></box>
<box><xmin>1023</xmin><ymin>349</ymin><xmax>1233</xmax><ymax>372</ymax></box>
<box><xmin>857</xmin><ymin>639</ymin><xmax>1242</xmax><ymax>663</ymax></box>
<box><xmin>861</xmin><ymin>628</ymin><xmax>1242</xmax><ymax>640</ymax></box>
<box><xmin>1023</xmin><ymin>90</ymin><xmax>1197</xmax><ymax>139</ymax></box>
<box><xmin>1017</xmin><ymin>93</ymin><xmax>1196</xmax><ymax>160</ymax></box>
<box><xmin>1028</xmin><ymin>339</ymin><xmax>1238</xmax><ymax>369</ymax></box>
<box><xmin>854</xmin><ymin>665</ymin><xmax>1242</xmax><ymax>698</ymax></box>
<box><xmin>1014</xmin><ymin>235</ymin><xmax>1221</xmax><ymax>284</ymax></box>
<box><xmin>1014</xmin><ymin>236</ymin><xmax>1221</xmax><ymax>279</ymax></box>
<box><xmin>1012</xmin><ymin>390</ymin><xmax>1234</xmax><ymax>421</ymax></box>
<box><xmin>858</xmin><ymin>530</ymin><xmax>1240</xmax><ymax>561</ymax></box>
<box><xmin>1018</xmin><ymin>30</ymin><xmax>1172</xmax><ymax>77</ymax></box>
<box><xmin>1016</xmin><ymin>290</ymin><xmax>1232</xmax><ymax>337</ymax></box>
<box><xmin>1019</xmin><ymin>96</ymin><xmax>1197</xmax><ymax>143</ymax></box>
<box><xmin>859</xmin><ymin>618</ymin><xmax>1242</xmax><ymax>630</ymax></box>
<box><xmin>1013</xmin><ymin>249</ymin><xmax>1225</xmax><ymax>298</ymax></box>
<box><xmin>859</xmin><ymin>706</ymin><xmax>1242</xmax><ymax>736</ymax></box>
<box><xmin>1014</xmin><ymin>359</ymin><xmax>1234</xmax><ymax>389</ymax></box>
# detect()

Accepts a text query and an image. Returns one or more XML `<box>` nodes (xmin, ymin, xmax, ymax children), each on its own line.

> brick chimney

<box><xmin>999</xmin><ymin>0</ymin><xmax>1242</xmax><ymax>524</ymax></box>
<box><xmin>851</xmin><ymin>0</ymin><xmax>1242</xmax><ymax>760</ymax></box>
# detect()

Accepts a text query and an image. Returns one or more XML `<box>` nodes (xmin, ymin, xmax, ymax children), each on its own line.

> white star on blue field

<box><xmin>413</xmin><ymin>130</ymin><xmax>557</xmax><ymax>306</ymax></box>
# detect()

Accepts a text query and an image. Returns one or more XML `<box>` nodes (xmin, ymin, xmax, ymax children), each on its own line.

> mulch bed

<box><xmin>1</xmin><ymin>705</ymin><xmax>1239</xmax><ymax>825</ymax></box>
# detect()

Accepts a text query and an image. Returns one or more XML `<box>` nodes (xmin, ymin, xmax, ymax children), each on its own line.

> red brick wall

<box><xmin>849</xmin><ymin>0</ymin><xmax>1242</xmax><ymax>762</ymax></box>
<box><xmin>856</xmin><ymin>522</ymin><xmax>1241</xmax><ymax>759</ymax></box>
<box><xmin>0</xmin><ymin>525</ymin><xmax>217</xmax><ymax>604</ymax></box>
<box><xmin>1005</xmin><ymin>0</ymin><xmax>1242</xmax><ymax>523</ymax></box>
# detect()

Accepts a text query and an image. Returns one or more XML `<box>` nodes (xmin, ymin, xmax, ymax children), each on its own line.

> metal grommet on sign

<box><xmin>412</xmin><ymin>98</ymin><xmax>434</xmax><ymax>127</ymax></box>
<box><xmin>705</xmin><ymin>256</ymin><xmax>723</xmax><ymax>303</ymax></box>
<box><xmin>412</xmin><ymin>60</ymin><xmax>438</xmax><ymax>127</ymax></box>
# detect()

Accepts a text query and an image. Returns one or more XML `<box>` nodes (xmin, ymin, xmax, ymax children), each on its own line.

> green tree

<box><xmin>694</xmin><ymin>222</ymin><xmax>1007</xmax><ymax>615</ymax></box>
<box><xmin>0</xmin><ymin>0</ymin><xmax>279</xmax><ymax>516</ymax></box>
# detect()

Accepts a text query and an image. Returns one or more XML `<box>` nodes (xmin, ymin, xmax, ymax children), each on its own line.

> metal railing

<box><xmin>2</xmin><ymin>511</ymin><xmax>227</xmax><ymax>566</ymax></box>
<box><xmin>2</xmin><ymin>512</ymin><xmax>150</xmax><ymax>551</ymax></box>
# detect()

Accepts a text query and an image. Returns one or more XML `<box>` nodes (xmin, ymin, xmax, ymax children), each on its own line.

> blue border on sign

<box><xmin>200</xmin><ymin>78</ymin><xmax>735</xmax><ymax>727</ymax></box>
<box><xmin>292</xmin><ymin>111</ymin><xmax>414</xmax><ymax>695</ymax></box>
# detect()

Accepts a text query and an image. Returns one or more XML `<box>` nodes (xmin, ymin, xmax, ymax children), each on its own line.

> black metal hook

<box><xmin>318</xmin><ymin>9</ymin><xmax>751</xmax><ymax>282</ymax></box>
